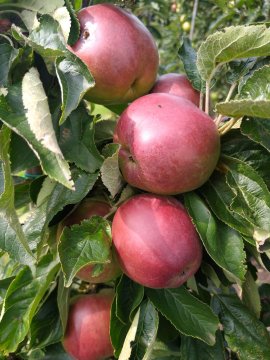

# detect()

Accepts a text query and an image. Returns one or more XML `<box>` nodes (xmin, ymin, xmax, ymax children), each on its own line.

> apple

<box><xmin>112</xmin><ymin>193</ymin><xmax>202</xmax><ymax>288</ymax></box>
<box><xmin>171</xmin><ymin>3</ymin><xmax>177</xmax><ymax>12</ymax></box>
<box><xmin>63</xmin><ymin>290</ymin><xmax>114</xmax><ymax>360</ymax></box>
<box><xmin>182</xmin><ymin>21</ymin><xmax>191</xmax><ymax>32</ymax></box>
<box><xmin>69</xmin><ymin>4</ymin><xmax>159</xmax><ymax>105</ymax></box>
<box><xmin>150</xmin><ymin>73</ymin><xmax>200</xmax><ymax>106</ymax></box>
<box><xmin>0</xmin><ymin>18</ymin><xmax>11</xmax><ymax>33</ymax></box>
<box><xmin>58</xmin><ymin>199</ymin><xmax>121</xmax><ymax>283</ymax></box>
<box><xmin>114</xmin><ymin>93</ymin><xmax>220</xmax><ymax>195</ymax></box>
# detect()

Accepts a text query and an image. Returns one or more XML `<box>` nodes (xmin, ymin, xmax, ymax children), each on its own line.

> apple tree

<box><xmin>0</xmin><ymin>0</ymin><xmax>270</xmax><ymax>359</ymax></box>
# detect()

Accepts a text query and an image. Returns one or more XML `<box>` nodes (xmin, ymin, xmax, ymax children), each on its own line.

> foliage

<box><xmin>0</xmin><ymin>0</ymin><xmax>270</xmax><ymax>359</ymax></box>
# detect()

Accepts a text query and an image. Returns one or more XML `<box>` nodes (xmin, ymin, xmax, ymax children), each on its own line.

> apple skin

<box><xmin>63</xmin><ymin>290</ymin><xmax>114</xmax><ymax>360</ymax></box>
<box><xmin>58</xmin><ymin>199</ymin><xmax>121</xmax><ymax>283</ymax></box>
<box><xmin>69</xmin><ymin>4</ymin><xmax>159</xmax><ymax>105</ymax></box>
<box><xmin>112</xmin><ymin>194</ymin><xmax>202</xmax><ymax>288</ymax></box>
<box><xmin>150</xmin><ymin>73</ymin><xmax>200</xmax><ymax>106</ymax></box>
<box><xmin>114</xmin><ymin>93</ymin><xmax>220</xmax><ymax>195</ymax></box>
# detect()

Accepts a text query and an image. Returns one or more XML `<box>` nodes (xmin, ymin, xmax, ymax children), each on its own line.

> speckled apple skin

<box><xmin>69</xmin><ymin>4</ymin><xmax>159</xmax><ymax>105</ymax></box>
<box><xmin>112</xmin><ymin>194</ymin><xmax>202</xmax><ymax>288</ymax></box>
<box><xmin>150</xmin><ymin>73</ymin><xmax>200</xmax><ymax>106</ymax></box>
<box><xmin>63</xmin><ymin>291</ymin><xmax>114</xmax><ymax>360</ymax></box>
<box><xmin>114</xmin><ymin>93</ymin><xmax>220</xmax><ymax>195</ymax></box>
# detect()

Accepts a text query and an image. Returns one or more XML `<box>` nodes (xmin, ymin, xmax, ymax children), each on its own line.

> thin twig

<box><xmin>205</xmin><ymin>82</ymin><xmax>210</xmax><ymax>115</ymax></box>
<box><xmin>215</xmin><ymin>82</ymin><xmax>237</xmax><ymax>126</ymax></box>
<box><xmin>199</xmin><ymin>92</ymin><xmax>204</xmax><ymax>111</ymax></box>
<box><xmin>189</xmin><ymin>0</ymin><xmax>199</xmax><ymax>41</ymax></box>
<box><xmin>218</xmin><ymin>117</ymin><xmax>241</xmax><ymax>136</ymax></box>
<box><xmin>225</xmin><ymin>82</ymin><xmax>237</xmax><ymax>102</ymax></box>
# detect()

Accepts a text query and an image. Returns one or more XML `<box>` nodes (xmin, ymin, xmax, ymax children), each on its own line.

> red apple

<box><xmin>114</xmin><ymin>93</ymin><xmax>220</xmax><ymax>195</ymax></box>
<box><xmin>0</xmin><ymin>18</ymin><xmax>11</xmax><ymax>33</ymax></box>
<box><xmin>69</xmin><ymin>4</ymin><xmax>159</xmax><ymax>105</ymax></box>
<box><xmin>171</xmin><ymin>3</ymin><xmax>177</xmax><ymax>12</ymax></box>
<box><xmin>58</xmin><ymin>199</ymin><xmax>121</xmax><ymax>283</ymax></box>
<box><xmin>112</xmin><ymin>194</ymin><xmax>202</xmax><ymax>288</ymax></box>
<box><xmin>63</xmin><ymin>290</ymin><xmax>114</xmax><ymax>360</ymax></box>
<box><xmin>150</xmin><ymin>73</ymin><xmax>200</xmax><ymax>106</ymax></box>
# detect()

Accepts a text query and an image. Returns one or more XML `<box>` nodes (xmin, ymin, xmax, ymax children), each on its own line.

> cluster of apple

<box><xmin>61</xmin><ymin>3</ymin><xmax>220</xmax><ymax>360</ymax></box>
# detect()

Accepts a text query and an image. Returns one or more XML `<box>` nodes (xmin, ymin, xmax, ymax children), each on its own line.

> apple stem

<box><xmin>189</xmin><ymin>0</ymin><xmax>199</xmax><ymax>41</ymax></box>
<box><xmin>104</xmin><ymin>207</ymin><xmax>117</xmax><ymax>220</ymax></box>
<box><xmin>205</xmin><ymin>81</ymin><xmax>210</xmax><ymax>115</ymax></box>
<box><xmin>215</xmin><ymin>82</ymin><xmax>237</xmax><ymax>126</ymax></box>
<box><xmin>218</xmin><ymin>116</ymin><xmax>241</xmax><ymax>136</ymax></box>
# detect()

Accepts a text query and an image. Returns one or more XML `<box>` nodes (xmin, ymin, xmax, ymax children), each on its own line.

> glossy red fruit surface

<box><xmin>69</xmin><ymin>4</ymin><xmax>159</xmax><ymax>105</ymax></box>
<box><xmin>112</xmin><ymin>194</ymin><xmax>202</xmax><ymax>288</ymax></box>
<box><xmin>63</xmin><ymin>291</ymin><xmax>114</xmax><ymax>360</ymax></box>
<box><xmin>150</xmin><ymin>73</ymin><xmax>200</xmax><ymax>106</ymax></box>
<box><xmin>114</xmin><ymin>93</ymin><xmax>220</xmax><ymax>195</ymax></box>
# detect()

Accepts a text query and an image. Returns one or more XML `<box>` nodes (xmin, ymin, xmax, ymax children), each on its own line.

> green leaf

<box><xmin>118</xmin><ymin>300</ymin><xmax>159</xmax><ymax>360</ymax></box>
<box><xmin>178</xmin><ymin>37</ymin><xmax>205</xmax><ymax>92</ymax></box>
<box><xmin>55</xmin><ymin>54</ymin><xmax>95</xmax><ymax>124</ymax></box>
<box><xmin>241</xmin><ymin>118</ymin><xmax>270</xmax><ymax>154</ymax></box>
<box><xmin>27</xmin><ymin>15</ymin><xmax>66</xmax><ymax>56</ymax></box>
<box><xmin>150</xmin><ymin>341</ymin><xmax>181</xmax><ymax>360</ymax></box>
<box><xmin>0</xmin><ymin>125</ymin><xmax>34</xmax><ymax>265</ymax></box>
<box><xmin>20</xmin><ymin>348</ymin><xmax>46</xmax><ymax>360</ymax></box>
<box><xmin>0</xmin><ymin>254</ymin><xmax>60</xmax><ymax>355</ymax></box>
<box><xmin>57</xmin><ymin>271</ymin><xmax>70</xmax><ymax>334</ymax></box>
<box><xmin>0</xmin><ymin>276</ymin><xmax>14</xmax><ymax>302</ymax></box>
<box><xmin>30</xmin><ymin>288</ymin><xmax>63</xmax><ymax>349</ymax></box>
<box><xmin>52</xmin><ymin>6</ymin><xmax>72</xmax><ymax>44</ymax></box>
<box><xmin>101</xmin><ymin>143</ymin><xmax>124</xmax><ymax>198</ymax></box>
<box><xmin>0</xmin><ymin>43</ymin><xmax>20</xmax><ymax>86</ymax></box>
<box><xmin>223</xmin><ymin>156</ymin><xmax>270</xmax><ymax>250</ymax></box>
<box><xmin>40</xmin><ymin>343</ymin><xmax>73</xmax><ymax>359</ymax></box>
<box><xmin>227</xmin><ymin>58</ymin><xmax>257</xmax><ymax>85</ymax></box>
<box><xmin>201</xmin><ymin>172</ymin><xmax>254</xmax><ymax>240</ymax></box>
<box><xmin>180</xmin><ymin>331</ymin><xmax>225</xmax><ymax>360</ymax></box>
<box><xmin>9</xmin><ymin>45</ymin><xmax>34</xmax><ymax>87</ymax></box>
<box><xmin>0</xmin><ymin>1</ymin><xmax>65</xmax><ymax>13</ymax></box>
<box><xmin>0</xmin><ymin>71</ymin><xmax>73</xmax><ymax>189</ymax></box>
<box><xmin>197</xmin><ymin>25</ymin><xmax>270</xmax><ymax>82</ymax></box>
<box><xmin>239</xmin><ymin>65</ymin><xmax>270</xmax><ymax>100</ymax></box>
<box><xmin>216</xmin><ymin>98</ymin><xmax>270</xmax><ymax>118</ymax></box>
<box><xmin>116</xmin><ymin>274</ymin><xmax>144</xmax><ymax>324</ymax></box>
<box><xmin>94</xmin><ymin>118</ymin><xmax>117</xmax><ymax>145</ymax></box>
<box><xmin>110</xmin><ymin>296</ymin><xmax>130</xmax><ymax>358</ymax></box>
<box><xmin>260</xmin><ymin>284</ymin><xmax>270</xmax><ymax>327</ymax></box>
<box><xmin>146</xmin><ymin>287</ymin><xmax>219</xmax><ymax>346</ymax></box>
<box><xmin>55</xmin><ymin>104</ymin><xmax>103</xmax><ymax>172</ymax></box>
<box><xmin>0</xmin><ymin>254</ymin><xmax>24</xmax><ymax>279</ymax></box>
<box><xmin>23</xmin><ymin>169</ymin><xmax>98</xmax><ymax>253</ymax></box>
<box><xmin>58</xmin><ymin>216</ymin><xmax>112</xmax><ymax>287</ymax></box>
<box><xmin>14</xmin><ymin>181</ymin><xmax>31</xmax><ymax>209</ymax></box>
<box><xmin>184</xmin><ymin>192</ymin><xmax>246</xmax><ymax>283</ymax></box>
<box><xmin>130</xmin><ymin>300</ymin><xmax>159</xmax><ymax>360</ymax></box>
<box><xmin>222</xmin><ymin>129</ymin><xmax>270</xmax><ymax>188</ymax></box>
<box><xmin>64</xmin><ymin>0</ymin><xmax>80</xmax><ymax>45</ymax></box>
<box><xmin>212</xmin><ymin>294</ymin><xmax>270</xmax><ymax>360</ymax></box>
<box><xmin>242</xmin><ymin>271</ymin><xmax>261</xmax><ymax>319</ymax></box>
<box><xmin>217</xmin><ymin>65</ymin><xmax>270</xmax><ymax>118</ymax></box>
